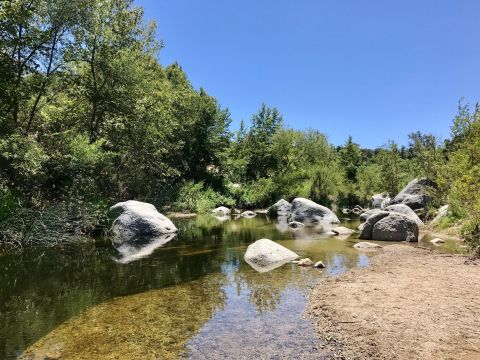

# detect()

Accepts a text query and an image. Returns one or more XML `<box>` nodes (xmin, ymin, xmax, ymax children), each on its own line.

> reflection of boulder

<box><xmin>112</xmin><ymin>233</ymin><xmax>176</xmax><ymax>264</ymax></box>
<box><xmin>22</xmin><ymin>273</ymin><xmax>227</xmax><ymax>360</ymax></box>
<box><xmin>244</xmin><ymin>239</ymin><xmax>299</xmax><ymax>273</ymax></box>
<box><xmin>110</xmin><ymin>200</ymin><xmax>177</xmax><ymax>242</ymax></box>
<box><xmin>275</xmin><ymin>216</ymin><xmax>290</xmax><ymax>233</ymax></box>
<box><xmin>213</xmin><ymin>215</ymin><xmax>231</xmax><ymax>222</ymax></box>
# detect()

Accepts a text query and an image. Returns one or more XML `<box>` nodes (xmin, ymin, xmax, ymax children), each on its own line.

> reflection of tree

<box><xmin>22</xmin><ymin>273</ymin><xmax>227</xmax><ymax>360</ymax></box>
<box><xmin>233</xmin><ymin>263</ymin><xmax>312</xmax><ymax>314</ymax></box>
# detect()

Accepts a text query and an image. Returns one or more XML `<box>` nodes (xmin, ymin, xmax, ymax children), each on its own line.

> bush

<box><xmin>173</xmin><ymin>181</ymin><xmax>235</xmax><ymax>213</ymax></box>
<box><xmin>0</xmin><ymin>199</ymin><xmax>111</xmax><ymax>249</ymax></box>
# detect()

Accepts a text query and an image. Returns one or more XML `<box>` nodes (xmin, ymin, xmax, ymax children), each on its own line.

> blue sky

<box><xmin>136</xmin><ymin>0</ymin><xmax>480</xmax><ymax>148</ymax></box>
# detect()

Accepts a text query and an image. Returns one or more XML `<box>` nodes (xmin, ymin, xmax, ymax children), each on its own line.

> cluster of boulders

<box><xmin>358</xmin><ymin>178</ymin><xmax>439</xmax><ymax>242</ymax></box>
<box><xmin>269</xmin><ymin>197</ymin><xmax>340</xmax><ymax>229</ymax></box>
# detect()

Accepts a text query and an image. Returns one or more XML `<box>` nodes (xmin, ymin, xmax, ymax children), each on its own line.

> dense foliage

<box><xmin>0</xmin><ymin>0</ymin><xmax>479</xmax><ymax>253</ymax></box>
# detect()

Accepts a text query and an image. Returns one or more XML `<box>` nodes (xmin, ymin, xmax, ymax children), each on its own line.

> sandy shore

<box><xmin>308</xmin><ymin>244</ymin><xmax>480</xmax><ymax>360</ymax></box>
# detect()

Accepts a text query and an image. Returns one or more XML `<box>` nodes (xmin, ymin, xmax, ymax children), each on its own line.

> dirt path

<box><xmin>308</xmin><ymin>245</ymin><xmax>480</xmax><ymax>360</ymax></box>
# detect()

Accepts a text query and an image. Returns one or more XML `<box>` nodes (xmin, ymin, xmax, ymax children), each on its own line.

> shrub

<box><xmin>173</xmin><ymin>181</ymin><xmax>235</xmax><ymax>213</ymax></box>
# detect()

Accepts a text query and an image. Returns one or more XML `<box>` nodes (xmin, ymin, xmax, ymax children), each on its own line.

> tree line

<box><xmin>0</xmin><ymin>0</ymin><xmax>478</xmax><ymax>253</ymax></box>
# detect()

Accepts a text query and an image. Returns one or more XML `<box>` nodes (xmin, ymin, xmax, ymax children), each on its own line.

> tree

<box><xmin>338</xmin><ymin>135</ymin><xmax>362</xmax><ymax>182</ymax></box>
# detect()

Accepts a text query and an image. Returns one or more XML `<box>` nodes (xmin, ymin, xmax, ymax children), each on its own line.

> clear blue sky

<box><xmin>136</xmin><ymin>0</ymin><xmax>479</xmax><ymax>148</ymax></box>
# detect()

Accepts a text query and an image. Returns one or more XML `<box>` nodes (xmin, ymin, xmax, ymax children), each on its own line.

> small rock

<box><xmin>430</xmin><ymin>238</ymin><xmax>445</xmax><ymax>246</ymax></box>
<box><xmin>298</xmin><ymin>258</ymin><xmax>314</xmax><ymax>267</ymax></box>
<box><xmin>354</xmin><ymin>242</ymin><xmax>383</xmax><ymax>249</ymax></box>
<box><xmin>241</xmin><ymin>210</ymin><xmax>257</xmax><ymax>218</ymax></box>
<box><xmin>331</xmin><ymin>226</ymin><xmax>354</xmax><ymax>235</ymax></box>
<box><xmin>314</xmin><ymin>261</ymin><xmax>326</xmax><ymax>268</ymax></box>
<box><xmin>288</xmin><ymin>221</ymin><xmax>305</xmax><ymax>229</ymax></box>
<box><xmin>212</xmin><ymin>206</ymin><xmax>232</xmax><ymax>215</ymax></box>
<box><xmin>45</xmin><ymin>352</ymin><xmax>61</xmax><ymax>360</ymax></box>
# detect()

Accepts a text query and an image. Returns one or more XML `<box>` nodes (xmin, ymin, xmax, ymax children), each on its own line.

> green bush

<box><xmin>173</xmin><ymin>181</ymin><xmax>235</xmax><ymax>213</ymax></box>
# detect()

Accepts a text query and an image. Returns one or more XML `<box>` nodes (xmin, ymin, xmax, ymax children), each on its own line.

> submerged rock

<box><xmin>354</xmin><ymin>242</ymin><xmax>383</xmax><ymax>249</ymax></box>
<box><xmin>212</xmin><ymin>206</ymin><xmax>231</xmax><ymax>215</ymax></box>
<box><xmin>244</xmin><ymin>239</ymin><xmax>299</xmax><ymax>273</ymax></box>
<box><xmin>298</xmin><ymin>258</ymin><xmax>314</xmax><ymax>267</ymax></box>
<box><xmin>110</xmin><ymin>200</ymin><xmax>177</xmax><ymax>242</ymax></box>
<box><xmin>385</xmin><ymin>204</ymin><xmax>424</xmax><ymax>227</ymax></box>
<box><xmin>372</xmin><ymin>213</ymin><xmax>419</xmax><ymax>242</ymax></box>
<box><xmin>391</xmin><ymin>178</ymin><xmax>436</xmax><ymax>210</ymax></box>
<box><xmin>288</xmin><ymin>198</ymin><xmax>340</xmax><ymax>225</ymax></box>
<box><xmin>241</xmin><ymin>210</ymin><xmax>257</xmax><ymax>218</ymax></box>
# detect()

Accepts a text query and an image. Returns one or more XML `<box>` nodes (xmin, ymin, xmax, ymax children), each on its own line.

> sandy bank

<box><xmin>308</xmin><ymin>244</ymin><xmax>480</xmax><ymax>360</ymax></box>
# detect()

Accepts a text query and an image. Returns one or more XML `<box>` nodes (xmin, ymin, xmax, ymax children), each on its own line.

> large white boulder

<box><xmin>288</xmin><ymin>198</ymin><xmax>340</xmax><ymax>225</ymax></box>
<box><xmin>244</xmin><ymin>239</ymin><xmax>299</xmax><ymax>272</ymax></box>
<box><xmin>110</xmin><ymin>200</ymin><xmax>177</xmax><ymax>241</ymax></box>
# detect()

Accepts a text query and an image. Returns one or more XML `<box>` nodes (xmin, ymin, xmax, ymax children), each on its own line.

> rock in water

<box><xmin>359</xmin><ymin>211</ymin><xmax>390</xmax><ymax>239</ymax></box>
<box><xmin>270</xmin><ymin>199</ymin><xmax>292</xmax><ymax>216</ymax></box>
<box><xmin>110</xmin><ymin>200</ymin><xmax>177</xmax><ymax>241</ymax></box>
<box><xmin>391</xmin><ymin>178</ymin><xmax>436</xmax><ymax>210</ymax></box>
<box><xmin>298</xmin><ymin>258</ymin><xmax>314</xmax><ymax>267</ymax></box>
<box><xmin>354</xmin><ymin>242</ymin><xmax>383</xmax><ymax>249</ymax></box>
<box><xmin>331</xmin><ymin>226</ymin><xmax>354</xmax><ymax>235</ymax></box>
<box><xmin>372</xmin><ymin>213</ymin><xmax>419</xmax><ymax>242</ymax></box>
<box><xmin>241</xmin><ymin>210</ymin><xmax>257</xmax><ymax>218</ymax></box>
<box><xmin>288</xmin><ymin>198</ymin><xmax>340</xmax><ymax>225</ymax></box>
<box><xmin>430</xmin><ymin>238</ymin><xmax>445</xmax><ymax>246</ymax></box>
<box><xmin>212</xmin><ymin>206</ymin><xmax>231</xmax><ymax>215</ymax></box>
<box><xmin>244</xmin><ymin>239</ymin><xmax>299</xmax><ymax>272</ymax></box>
<box><xmin>314</xmin><ymin>261</ymin><xmax>326</xmax><ymax>268</ymax></box>
<box><xmin>385</xmin><ymin>204</ymin><xmax>424</xmax><ymax>227</ymax></box>
<box><xmin>288</xmin><ymin>221</ymin><xmax>305</xmax><ymax>229</ymax></box>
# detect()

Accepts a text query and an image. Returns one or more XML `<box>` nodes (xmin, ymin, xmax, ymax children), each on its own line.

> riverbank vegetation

<box><xmin>0</xmin><ymin>0</ymin><xmax>479</xmax><ymax>254</ymax></box>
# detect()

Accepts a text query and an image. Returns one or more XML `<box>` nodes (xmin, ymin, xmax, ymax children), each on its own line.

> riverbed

<box><xmin>0</xmin><ymin>214</ymin><xmax>461</xmax><ymax>359</ymax></box>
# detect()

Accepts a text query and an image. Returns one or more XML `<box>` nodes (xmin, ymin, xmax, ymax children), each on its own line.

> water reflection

<box><xmin>2</xmin><ymin>214</ymin><xmax>368</xmax><ymax>359</ymax></box>
<box><xmin>113</xmin><ymin>233</ymin><xmax>177</xmax><ymax>264</ymax></box>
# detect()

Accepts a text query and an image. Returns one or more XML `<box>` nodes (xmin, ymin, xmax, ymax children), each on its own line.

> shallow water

<box><xmin>0</xmin><ymin>214</ymin><xmax>457</xmax><ymax>359</ymax></box>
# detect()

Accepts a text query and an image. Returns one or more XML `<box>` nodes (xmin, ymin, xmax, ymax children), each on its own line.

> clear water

<box><xmin>0</xmin><ymin>214</ymin><xmax>385</xmax><ymax>359</ymax></box>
